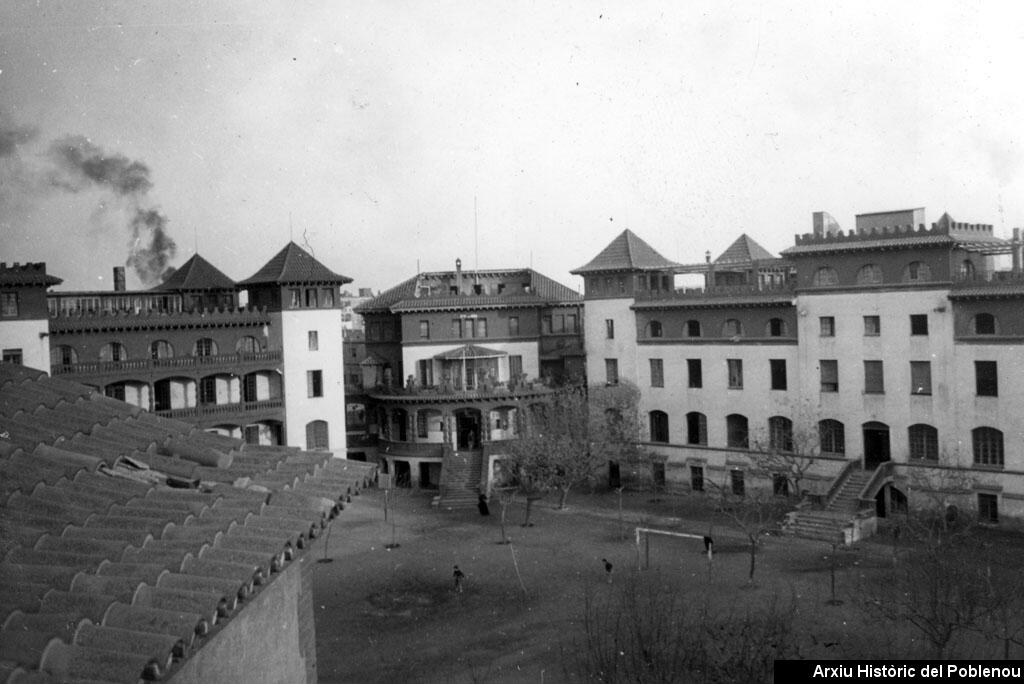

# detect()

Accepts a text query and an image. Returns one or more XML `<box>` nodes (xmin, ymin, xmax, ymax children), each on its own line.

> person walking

<box><xmin>453</xmin><ymin>565</ymin><xmax>465</xmax><ymax>593</ymax></box>
<box><xmin>602</xmin><ymin>558</ymin><xmax>613</xmax><ymax>584</ymax></box>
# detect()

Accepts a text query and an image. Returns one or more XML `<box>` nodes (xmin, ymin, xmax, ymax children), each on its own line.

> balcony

<box><xmin>368</xmin><ymin>380</ymin><xmax>557</xmax><ymax>403</ymax></box>
<box><xmin>632</xmin><ymin>282</ymin><xmax>796</xmax><ymax>308</ymax></box>
<box><xmin>153</xmin><ymin>398</ymin><xmax>283</xmax><ymax>420</ymax></box>
<box><xmin>52</xmin><ymin>350</ymin><xmax>283</xmax><ymax>377</ymax></box>
<box><xmin>950</xmin><ymin>270</ymin><xmax>1024</xmax><ymax>297</ymax></box>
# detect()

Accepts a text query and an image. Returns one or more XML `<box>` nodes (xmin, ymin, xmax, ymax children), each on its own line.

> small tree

<box><xmin>707</xmin><ymin>476</ymin><xmax>789</xmax><ymax>586</ymax></box>
<box><xmin>749</xmin><ymin>410</ymin><xmax>825</xmax><ymax>499</ymax></box>
<box><xmin>502</xmin><ymin>382</ymin><xmax>645</xmax><ymax>522</ymax></box>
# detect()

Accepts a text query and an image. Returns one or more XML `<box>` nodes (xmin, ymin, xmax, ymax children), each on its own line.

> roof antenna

<box><xmin>289</xmin><ymin>212</ymin><xmax>293</xmax><ymax>242</ymax></box>
<box><xmin>194</xmin><ymin>226</ymin><xmax>198</xmax><ymax>254</ymax></box>
<box><xmin>302</xmin><ymin>227</ymin><xmax>315</xmax><ymax>258</ymax></box>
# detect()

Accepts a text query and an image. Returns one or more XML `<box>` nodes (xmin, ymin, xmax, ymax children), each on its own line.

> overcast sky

<box><xmin>2</xmin><ymin>1</ymin><xmax>1023</xmax><ymax>292</ymax></box>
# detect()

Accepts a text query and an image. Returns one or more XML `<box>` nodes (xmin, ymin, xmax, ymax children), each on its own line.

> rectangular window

<box><xmin>451</xmin><ymin>318</ymin><xmax>463</xmax><ymax>338</ymax></box>
<box><xmin>2</xmin><ymin>348</ymin><xmax>23</xmax><ymax>365</ymax></box>
<box><xmin>419</xmin><ymin>321</ymin><xmax>430</xmax><ymax>339</ymax></box>
<box><xmin>566</xmin><ymin>314</ymin><xmax>578</xmax><ymax>333</ymax></box>
<box><xmin>244</xmin><ymin>425</ymin><xmax>261</xmax><ymax>445</ymax></box>
<box><xmin>509</xmin><ymin>355</ymin><xmax>523</xmax><ymax>380</ymax></box>
<box><xmin>289</xmin><ymin>289</ymin><xmax>301</xmax><ymax>308</ymax></box>
<box><xmin>910</xmin><ymin>314</ymin><xmax>928</xmax><ymax>336</ymax></box>
<box><xmin>308</xmin><ymin>330</ymin><xmax>319</xmax><ymax>351</ymax></box>
<box><xmin>819</xmin><ymin>316</ymin><xmax>835</xmax><ymax>337</ymax></box>
<box><xmin>731</xmin><ymin>470</ymin><xmax>745</xmax><ymax>497</ymax></box>
<box><xmin>864</xmin><ymin>360</ymin><xmax>884</xmax><ymax>393</ymax></box>
<box><xmin>605</xmin><ymin>319</ymin><xmax>615</xmax><ymax>339</ymax></box>
<box><xmin>605</xmin><ymin>358</ymin><xmax>619</xmax><ymax>386</ymax></box>
<box><xmin>686</xmin><ymin>413</ymin><xmax>707</xmax><ymax>445</ymax></box>
<box><xmin>976</xmin><ymin>361</ymin><xmax>998</xmax><ymax>396</ymax></box>
<box><xmin>1</xmin><ymin>292</ymin><xmax>18</xmax><ymax>317</ymax></box>
<box><xmin>199</xmin><ymin>377</ymin><xmax>217</xmax><ymax>404</ymax></box>
<box><xmin>864</xmin><ymin>315</ymin><xmax>881</xmax><ymax>336</ymax></box>
<box><xmin>910</xmin><ymin>361</ymin><xmax>931</xmax><ymax>395</ymax></box>
<box><xmin>727</xmin><ymin>359</ymin><xmax>743</xmax><ymax>389</ymax></box>
<box><xmin>475</xmin><ymin>318</ymin><xmax>487</xmax><ymax>338</ymax></box>
<box><xmin>243</xmin><ymin>374</ymin><xmax>258</xmax><ymax>402</ymax></box>
<box><xmin>690</xmin><ymin>466</ymin><xmax>704</xmax><ymax>492</ymax></box>
<box><xmin>686</xmin><ymin>320</ymin><xmax>702</xmax><ymax>337</ymax></box>
<box><xmin>769</xmin><ymin>359</ymin><xmax>787</xmax><ymax>390</ymax></box>
<box><xmin>649</xmin><ymin>359</ymin><xmax>664</xmax><ymax>388</ymax></box>
<box><xmin>553</xmin><ymin>315</ymin><xmax>565</xmax><ymax>333</ymax></box>
<box><xmin>307</xmin><ymin>370</ymin><xmax>323</xmax><ymax>398</ymax></box>
<box><xmin>687</xmin><ymin>359</ymin><xmax>702</xmax><ymax>388</ymax></box>
<box><xmin>978</xmin><ymin>493</ymin><xmax>999</xmax><ymax>524</ymax></box>
<box><xmin>305</xmin><ymin>288</ymin><xmax>318</xmax><ymax>308</ymax></box>
<box><xmin>418</xmin><ymin>359</ymin><xmax>434</xmax><ymax>386</ymax></box>
<box><xmin>508</xmin><ymin>316</ymin><xmax>519</xmax><ymax>336</ymax></box>
<box><xmin>417</xmin><ymin>412</ymin><xmax>428</xmax><ymax>438</ymax></box>
<box><xmin>820</xmin><ymin>360</ymin><xmax>839</xmax><ymax>392</ymax></box>
<box><xmin>321</xmin><ymin>288</ymin><xmax>335</xmax><ymax>307</ymax></box>
<box><xmin>541</xmin><ymin>315</ymin><xmax>552</xmax><ymax>334</ymax></box>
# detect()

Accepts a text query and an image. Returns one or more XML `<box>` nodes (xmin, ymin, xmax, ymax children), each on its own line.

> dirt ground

<box><xmin>310</xmin><ymin>487</ymin><xmax>908</xmax><ymax>683</ymax></box>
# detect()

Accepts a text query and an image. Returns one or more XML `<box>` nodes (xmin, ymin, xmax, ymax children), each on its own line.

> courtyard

<box><xmin>312</xmin><ymin>486</ymin><xmax>1010</xmax><ymax>683</ymax></box>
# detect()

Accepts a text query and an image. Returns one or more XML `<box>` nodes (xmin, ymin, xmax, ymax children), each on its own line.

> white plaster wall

<box><xmin>0</xmin><ymin>319</ymin><xmax>51</xmax><ymax>372</ymax></box>
<box><xmin>275</xmin><ymin>310</ymin><xmax>346</xmax><ymax>451</ymax></box>
<box><xmin>583</xmin><ymin>298</ymin><xmax>639</xmax><ymax>387</ymax></box>
<box><xmin>950</xmin><ymin>342</ymin><xmax>1024</xmax><ymax>469</ymax></box>
<box><xmin>795</xmin><ymin>288</ymin><xmax>955</xmax><ymax>464</ymax></box>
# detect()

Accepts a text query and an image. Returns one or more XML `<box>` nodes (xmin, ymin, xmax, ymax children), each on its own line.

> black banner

<box><xmin>775</xmin><ymin>661</ymin><xmax>1024</xmax><ymax>684</ymax></box>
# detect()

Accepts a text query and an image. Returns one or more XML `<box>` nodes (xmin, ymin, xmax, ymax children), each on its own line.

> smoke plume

<box><xmin>47</xmin><ymin>135</ymin><xmax>176</xmax><ymax>285</ymax></box>
<box><xmin>0</xmin><ymin>119</ymin><xmax>38</xmax><ymax>157</ymax></box>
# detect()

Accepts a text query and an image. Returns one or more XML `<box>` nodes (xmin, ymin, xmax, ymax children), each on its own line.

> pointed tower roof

<box><xmin>153</xmin><ymin>254</ymin><xmax>235</xmax><ymax>291</ymax></box>
<box><xmin>714</xmin><ymin>234</ymin><xmax>776</xmax><ymax>266</ymax></box>
<box><xmin>571</xmin><ymin>229</ymin><xmax>679</xmax><ymax>274</ymax></box>
<box><xmin>239</xmin><ymin>242</ymin><xmax>352</xmax><ymax>286</ymax></box>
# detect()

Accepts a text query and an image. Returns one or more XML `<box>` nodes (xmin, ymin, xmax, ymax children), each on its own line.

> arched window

<box><xmin>856</xmin><ymin>264</ymin><xmax>883</xmax><ymax>285</ymax></box>
<box><xmin>973</xmin><ymin>313</ymin><xmax>997</xmax><ymax>335</ymax></box>
<box><xmin>721</xmin><ymin>319</ymin><xmax>743</xmax><ymax>337</ymax></box>
<box><xmin>819</xmin><ymin>419</ymin><xmax>845</xmax><ymax>454</ymax></box>
<box><xmin>686</xmin><ymin>412</ymin><xmax>707</xmax><ymax>445</ymax></box>
<box><xmin>726</xmin><ymin>414</ymin><xmax>748</xmax><ymax>449</ymax></box>
<box><xmin>902</xmin><ymin>261</ymin><xmax>932</xmax><ymax>283</ymax></box>
<box><xmin>150</xmin><ymin>340</ymin><xmax>174</xmax><ymax>360</ymax></box>
<box><xmin>960</xmin><ymin>259</ymin><xmax>976</xmax><ymax>280</ymax></box>
<box><xmin>649</xmin><ymin>411</ymin><xmax>669</xmax><ymax>443</ymax></box>
<box><xmin>685</xmin><ymin>320</ymin><xmax>702</xmax><ymax>337</ymax></box>
<box><xmin>646</xmin><ymin>320</ymin><xmax>663</xmax><ymax>338</ymax></box>
<box><xmin>193</xmin><ymin>338</ymin><xmax>218</xmax><ymax>357</ymax></box>
<box><xmin>768</xmin><ymin>416</ymin><xmax>794</xmax><ymax>452</ymax></box>
<box><xmin>972</xmin><ymin>427</ymin><xmax>1004</xmax><ymax>467</ymax></box>
<box><xmin>99</xmin><ymin>342</ymin><xmax>127</xmax><ymax>362</ymax></box>
<box><xmin>812</xmin><ymin>267</ymin><xmax>839</xmax><ymax>286</ymax></box>
<box><xmin>236</xmin><ymin>336</ymin><xmax>261</xmax><ymax>353</ymax></box>
<box><xmin>766</xmin><ymin>318</ymin><xmax>787</xmax><ymax>337</ymax></box>
<box><xmin>908</xmin><ymin>424</ymin><xmax>938</xmax><ymax>461</ymax></box>
<box><xmin>306</xmin><ymin>420</ymin><xmax>329</xmax><ymax>451</ymax></box>
<box><xmin>50</xmin><ymin>345</ymin><xmax>78</xmax><ymax>367</ymax></box>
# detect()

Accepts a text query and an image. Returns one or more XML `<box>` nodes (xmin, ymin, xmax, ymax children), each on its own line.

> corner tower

<box><xmin>571</xmin><ymin>229</ymin><xmax>679</xmax><ymax>387</ymax></box>
<box><xmin>240</xmin><ymin>243</ymin><xmax>352</xmax><ymax>452</ymax></box>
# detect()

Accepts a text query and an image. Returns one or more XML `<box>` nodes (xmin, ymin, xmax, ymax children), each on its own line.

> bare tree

<box><xmin>748</xmin><ymin>408</ymin><xmax>826</xmax><ymax>499</ymax></box>
<box><xmin>707</xmin><ymin>477</ymin><xmax>790</xmax><ymax>586</ymax></box>
<box><xmin>501</xmin><ymin>382</ymin><xmax>645</xmax><ymax>523</ymax></box>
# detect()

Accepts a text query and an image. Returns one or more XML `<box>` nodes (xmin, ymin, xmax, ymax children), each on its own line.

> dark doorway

<box><xmin>862</xmin><ymin>421</ymin><xmax>891</xmax><ymax>469</ymax></box>
<box><xmin>454</xmin><ymin>409</ymin><xmax>482</xmax><ymax>450</ymax></box>
<box><xmin>394</xmin><ymin>460</ymin><xmax>411</xmax><ymax>487</ymax></box>
<box><xmin>393</xmin><ymin>409</ymin><xmax>408</xmax><ymax>441</ymax></box>
<box><xmin>608</xmin><ymin>461</ymin><xmax>621</xmax><ymax>489</ymax></box>
<box><xmin>419</xmin><ymin>462</ymin><xmax>440</xmax><ymax>489</ymax></box>
<box><xmin>348</xmin><ymin>452</ymin><xmax>367</xmax><ymax>462</ymax></box>
<box><xmin>652</xmin><ymin>462</ymin><xmax>666</xmax><ymax>488</ymax></box>
<box><xmin>875</xmin><ymin>484</ymin><xmax>908</xmax><ymax>517</ymax></box>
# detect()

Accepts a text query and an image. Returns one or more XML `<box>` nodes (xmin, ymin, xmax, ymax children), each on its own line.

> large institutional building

<box><xmin>575</xmin><ymin>210</ymin><xmax>1024</xmax><ymax>530</ymax></box>
<box><xmin>1</xmin><ymin>242</ymin><xmax>352</xmax><ymax>453</ymax></box>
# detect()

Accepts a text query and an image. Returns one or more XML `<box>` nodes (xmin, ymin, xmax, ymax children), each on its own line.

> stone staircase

<box><xmin>787</xmin><ymin>467</ymin><xmax>876</xmax><ymax>544</ymax></box>
<box><xmin>437</xmin><ymin>448</ymin><xmax>483</xmax><ymax>510</ymax></box>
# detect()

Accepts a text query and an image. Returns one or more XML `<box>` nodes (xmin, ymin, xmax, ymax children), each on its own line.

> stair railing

<box><xmin>856</xmin><ymin>461</ymin><xmax>894</xmax><ymax>512</ymax></box>
<box><xmin>821</xmin><ymin>459</ymin><xmax>860</xmax><ymax>509</ymax></box>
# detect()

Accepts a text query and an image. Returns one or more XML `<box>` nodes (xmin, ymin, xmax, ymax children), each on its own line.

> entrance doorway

<box><xmin>608</xmin><ymin>461</ymin><xmax>621</xmax><ymax>489</ymax></box>
<box><xmin>393</xmin><ymin>460</ymin><xmax>411</xmax><ymax>487</ymax></box>
<box><xmin>862</xmin><ymin>421</ymin><xmax>891</xmax><ymax>469</ymax></box>
<box><xmin>454</xmin><ymin>409</ymin><xmax>482</xmax><ymax>450</ymax></box>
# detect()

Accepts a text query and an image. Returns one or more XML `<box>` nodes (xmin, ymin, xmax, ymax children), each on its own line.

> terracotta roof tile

<box><xmin>238</xmin><ymin>242</ymin><xmax>352</xmax><ymax>286</ymax></box>
<box><xmin>153</xmin><ymin>254</ymin><xmax>235</xmax><ymax>292</ymax></box>
<box><xmin>571</xmin><ymin>229</ymin><xmax>680</xmax><ymax>274</ymax></box>
<box><xmin>0</xmin><ymin>362</ymin><xmax>376</xmax><ymax>682</ymax></box>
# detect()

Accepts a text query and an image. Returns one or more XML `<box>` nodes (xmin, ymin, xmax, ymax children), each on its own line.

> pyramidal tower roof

<box><xmin>239</xmin><ymin>242</ymin><xmax>352</xmax><ymax>286</ymax></box>
<box><xmin>571</xmin><ymin>229</ymin><xmax>679</xmax><ymax>274</ymax></box>
<box><xmin>153</xmin><ymin>253</ymin><xmax>236</xmax><ymax>291</ymax></box>
<box><xmin>714</xmin><ymin>234</ymin><xmax>776</xmax><ymax>265</ymax></box>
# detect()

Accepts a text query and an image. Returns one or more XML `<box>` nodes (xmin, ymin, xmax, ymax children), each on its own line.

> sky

<box><xmin>2</xmin><ymin>1</ymin><xmax>1023</xmax><ymax>292</ymax></box>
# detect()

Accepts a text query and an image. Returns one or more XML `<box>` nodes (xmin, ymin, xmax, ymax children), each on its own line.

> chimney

<box><xmin>113</xmin><ymin>266</ymin><xmax>126</xmax><ymax>292</ymax></box>
<box><xmin>455</xmin><ymin>258</ymin><xmax>463</xmax><ymax>295</ymax></box>
<box><xmin>1013</xmin><ymin>228</ymin><xmax>1022</xmax><ymax>275</ymax></box>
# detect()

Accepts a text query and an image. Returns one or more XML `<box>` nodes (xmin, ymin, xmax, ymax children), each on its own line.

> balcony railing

<box><xmin>52</xmin><ymin>350</ymin><xmax>283</xmax><ymax>376</ymax></box>
<box><xmin>633</xmin><ymin>282</ymin><xmax>796</xmax><ymax>302</ymax></box>
<box><xmin>368</xmin><ymin>379</ymin><xmax>557</xmax><ymax>401</ymax></box>
<box><xmin>153</xmin><ymin>398</ymin><xmax>283</xmax><ymax>420</ymax></box>
<box><xmin>951</xmin><ymin>270</ymin><xmax>1024</xmax><ymax>289</ymax></box>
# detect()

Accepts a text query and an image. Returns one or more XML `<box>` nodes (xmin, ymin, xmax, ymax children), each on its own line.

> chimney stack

<box><xmin>113</xmin><ymin>266</ymin><xmax>126</xmax><ymax>292</ymax></box>
<box><xmin>455</xmin><ymin>258</ymin><xmax>463</xmax><ymax>295</ymax></box>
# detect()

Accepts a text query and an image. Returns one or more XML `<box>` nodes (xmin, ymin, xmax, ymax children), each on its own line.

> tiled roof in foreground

<box><xmin>0</xmin><ymin>362</ymin><xmax>375</xmax><ymax>683</ymax></box>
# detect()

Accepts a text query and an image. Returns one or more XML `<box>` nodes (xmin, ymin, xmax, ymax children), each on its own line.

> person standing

<box><xmin>453</xmin><ymin>565</ymin><xmax>465</xmax><ymax>593</ymax></box>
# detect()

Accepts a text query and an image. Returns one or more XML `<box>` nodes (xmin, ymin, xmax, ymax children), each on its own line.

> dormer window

<box><xmin>973</xmin><ymin>313</ymin><xmax>997</xmax><ymax>335</ymax></box>
<box><xmin>856</xmin><ymin>264</ymin><xmax>883</xmax><ymax>285</ymax></box>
